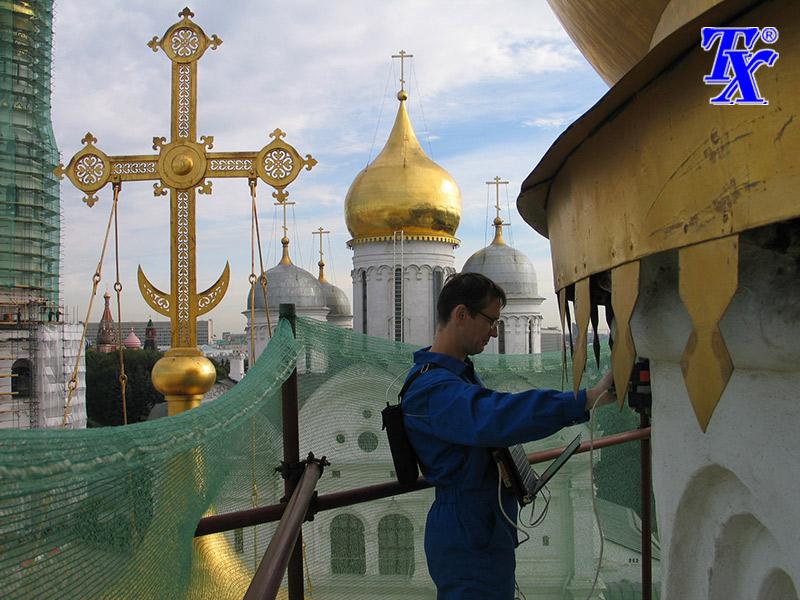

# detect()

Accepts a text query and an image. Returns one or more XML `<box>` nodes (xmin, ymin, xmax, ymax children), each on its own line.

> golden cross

<box><xmin>486</xmin><ymin>176</ymin><xmax>510</xmax><ymax>220</ymax></box>
<box><xmin>392</xmin><ymin>50</ymin><xmax>414</xmax><ymax>91</ymax></box>
<box><xmin>275</xmin><ymin>200</ymin><xmax>296</xmax><ymax>265</ymax></box>
<box><xmin>312</xmin><ymin>226</ymin><xmax>330</xmax><ymax>282</ymax></box>
<box><xmin>55</xmin><ymin>8</ymin><xmax>317</xmax><ymax>352</ymax></box>
<box><xmin>486</xmin><ymin>176</ymin><xmax>510</xmax><ymax>243</ymax></box>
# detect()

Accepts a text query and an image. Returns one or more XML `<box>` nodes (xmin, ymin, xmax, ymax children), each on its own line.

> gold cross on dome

<box><xmin>486</xmin><ymin>176</ymin><xmax>510</xmax><ymax>243</ymax></box>
<box><xmin>392</xmin><ymin>50</ymin><xmax>414</xmax><ymax>92</ymax></box>
<box><xmin>486</xmin><ymin>176</ymin><xmax>510</xmax><ymax>220</ymax></box>
<box><xmin>312</xmin><ymin>226</ymin><xmax>331</xmax><ymax>282</ymax></box>
<box><xmin>276</xmin><ymin>200</ymin><xmax>296</xmax><ymax>265</ymax></box>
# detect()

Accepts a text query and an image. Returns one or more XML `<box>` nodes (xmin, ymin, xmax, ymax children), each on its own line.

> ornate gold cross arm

<box><xmin>56</xmin><ymin>129</ymin><xmax>317</xmax><ymax>206</ymax></box>
<box><xmin>205</xmin><ymin>129</ymin><xmax>317</xmax><ymax>201</ymax></box>
<box><xmin>54</xmin><ymin>133</ymin><xmax>161</xmax><ymax>206</ymax></box>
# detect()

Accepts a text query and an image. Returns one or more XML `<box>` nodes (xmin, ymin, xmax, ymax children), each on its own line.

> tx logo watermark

<box><xmin>701</xmin><ymin>27</ymin><xmax>779</xmax><ymax>105</ymax></box>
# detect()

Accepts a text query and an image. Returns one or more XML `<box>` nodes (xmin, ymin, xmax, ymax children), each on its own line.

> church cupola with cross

<box><xmin>313</xmin><ymin>227</ymin><xmax>353</xmax><ymax>330</ymax></box>
<box><xmin>244</xmin><ymin>203</ymin><xmax>328</xmax><ymax>362</ymax></box>
<box><xmin>462</xmin><ymin>178</ymin><xmax>544</xmax><ymax>355</ymax></box>
<box><xmin>345</xmin><ymin>52</ymin><xmax>460</xmax><ymax>344</ymax></box>
<box><xmin>96</xmin><ymin>291</ymin><xmax>117</xmax><ymax>354</ymax></box>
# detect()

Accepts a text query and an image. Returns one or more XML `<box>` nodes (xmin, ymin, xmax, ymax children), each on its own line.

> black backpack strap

<box><xmin>397</xmin><ymin>363</ymin><xmax>442</xmax><ymax>403</ymax></box>
<box><xmin>383</xmin><ymin>362</ymin><xmax>442</xmax><ymax>486</ymax></box>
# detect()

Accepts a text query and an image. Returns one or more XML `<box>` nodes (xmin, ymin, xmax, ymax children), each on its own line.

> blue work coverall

<box><xmin>402</xmin><ymin>348</ymin><xmax>589</xmax><ymax>599</ymax></box>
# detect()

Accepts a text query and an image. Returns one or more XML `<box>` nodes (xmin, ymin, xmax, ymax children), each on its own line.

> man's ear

<box><xmin>453</xmin><ymin>304</ymin><xmax>468</xmax><ymax>325</ymax></box>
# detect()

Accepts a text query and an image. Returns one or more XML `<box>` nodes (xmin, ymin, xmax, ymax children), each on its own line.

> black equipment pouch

<box><xmin>382</xmin><ymin>363</ymin><xmax>440</xmax><ymax>485</ymax></box>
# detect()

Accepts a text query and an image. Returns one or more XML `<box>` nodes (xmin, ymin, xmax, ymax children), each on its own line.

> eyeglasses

<box><xmin>477</xmin><ymin>311</ymin><xmax>501</xmax><ymax>330</ymax></box>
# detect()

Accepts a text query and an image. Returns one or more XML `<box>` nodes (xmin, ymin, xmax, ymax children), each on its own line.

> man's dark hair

<box><xmin>437</xmin><ymin>271</ymin><xmax>507</xmax><ymax>325</ymax></box>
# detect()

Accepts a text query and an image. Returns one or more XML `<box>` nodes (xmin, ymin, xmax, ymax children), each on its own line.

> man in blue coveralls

<box><xmin>402</xmin><ymin>272</ymin><xmax>616</xmax><ymax>599</ymax></box>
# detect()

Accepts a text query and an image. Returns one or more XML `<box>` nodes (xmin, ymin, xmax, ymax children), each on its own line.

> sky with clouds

<box><xmin>50</xmin><ymin>1</ymin><xmax>608</xmax><ymax>336</ymax></box>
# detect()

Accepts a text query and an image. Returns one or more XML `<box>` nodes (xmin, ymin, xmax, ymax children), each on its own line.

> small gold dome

<box><xmin>344</xmin><ymin>96</ymin><xmax>462</xmax><ymax>245</ymax></box>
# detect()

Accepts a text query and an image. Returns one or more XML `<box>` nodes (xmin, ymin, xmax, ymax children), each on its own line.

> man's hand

<box><xmin>585</xmin><ymin>369</ymin><xmax>617</xmax><ymax>411</ymax></box>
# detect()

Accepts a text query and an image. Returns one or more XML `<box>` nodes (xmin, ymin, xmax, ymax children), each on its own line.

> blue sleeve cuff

<box><xmin>563</xmin><ymin>389</ymin><xmax>589</xmax><ymax>426</ymax></box>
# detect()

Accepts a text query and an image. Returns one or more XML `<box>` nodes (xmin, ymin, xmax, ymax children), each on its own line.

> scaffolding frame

<box><xmin>0</xmin><ymin>0</ymin><xmax>61</xmax><ymax>306</ymax></box>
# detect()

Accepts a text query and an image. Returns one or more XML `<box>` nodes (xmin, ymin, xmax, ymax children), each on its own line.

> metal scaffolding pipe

<box><xmin>641</xmin><ymin>414</ymin><xmax>653</xmax><ymax>600</ymax></box>
<box><xmin>195</xmin><ymin>428</ymin><xmax>652</xmax><ymax>537</ymax></box>
<box><xmin>278</xmin><ymin>304</ymin><xmax>303</xmax><ymax>600</ymax></box>
<box><xmin>525</xmin><ymin>426</ymin><xmax>651</xmax><ymax>463</ymax></box>
<box><xmin>243</xmin><ymin>461</ymin><xmax>322</xmax><ymax>600</ymax></box>
<box><xmin>195</xmin><ymin>503</ymin><xmax>286</xmax><ymax>538</ymax></box>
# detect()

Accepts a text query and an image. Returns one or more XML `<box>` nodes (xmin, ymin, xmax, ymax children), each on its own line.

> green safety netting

<box><xmin>0</xmin><ymin>316</ymin><xmax>658</xmax><ymax>599</ymax></box>
<box><xmin>0</xmin><ymin>0</ymin><xmax>61</xmax><ymax>305</ymax></box>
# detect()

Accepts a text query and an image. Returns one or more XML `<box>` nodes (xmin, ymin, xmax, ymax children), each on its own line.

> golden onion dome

<box><xmin>344</xmin><ymin>92</ymin><xmax>462</xmax><ymax>246</ymax></box>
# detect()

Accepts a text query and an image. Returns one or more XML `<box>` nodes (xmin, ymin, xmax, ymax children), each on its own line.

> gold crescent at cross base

<box><xmin>138</xmin><ymin>262</ymin><xmax>230</xmax><ymax>319</ymax></box>
<box><xmin>54</xmin><ymin>7</ymin><xmax>316</xmax><ymax>412</ymax></box>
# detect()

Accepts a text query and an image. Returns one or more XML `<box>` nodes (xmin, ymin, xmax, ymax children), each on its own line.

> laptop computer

<box><xmin>493</xmin><ymin>433</ymin><xmax>583</xmax><ymax>506</ymax></box>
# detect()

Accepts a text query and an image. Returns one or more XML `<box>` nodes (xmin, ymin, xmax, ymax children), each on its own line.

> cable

<box><xmin>367</xmin><ymin>60</ymin><xmax>394</xmax><ymax>167</ymax></box>
<box><xmin>524</xmin><ymin>481</ymin><xmax>551</xmax><ymax>528</ymax></box>
<box><xmin>493</xmin><ymin>468</ymin><xmax>529</xmax><ymax>600</ymax></box>
<box><xmin>495</xmin><ymin>463</ymin><xmax>530</xmax><ymax>546</ymax></box>
<box><xmin>514</xmin><ymin>579</ymin><xmax>528</xmax><ymax>600</ymax></box>
<box><xmin>484</xmin><ymin>184</ymin><xmax>491</xmax><ymax>249</ymax></box>
<box><xmin>581</xmin><ymin>389</ymin><xmax>609</xmax><ymax>600</ymax></box>
<box><xmin>509</xmin><ymin>387</ymin><xmax>611</xmax><ymax>599</ymax></box>
<box><xmin>409</xmin><ymin>60</ymin><xmax>435</xmax><ymax>161</ymax></box>
<box><xmin>385</xmin><ymin>367</ymin><xmax>413</xmax><ymax>404</ymax></box>
<box><xmin>493</xmin><ymin>464</ymin><xmax>532</xmax><ymax>600</ymax></box>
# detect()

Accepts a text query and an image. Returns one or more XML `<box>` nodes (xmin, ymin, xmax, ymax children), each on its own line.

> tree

<box><xmin>85</xmin><ymin>349</ymin><xmax>165</xmax><ymax>426</ymax></box>
<box><xmin>208</xmin><ymin>356</ymin><xmax>229</xmax><ymax>382</ymax></box>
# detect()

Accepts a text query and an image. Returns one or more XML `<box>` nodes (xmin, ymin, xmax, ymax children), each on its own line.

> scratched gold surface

<box><xmin>523</xmin><ymin>0</ymin><xmax>798</xmax><ymax>292</ymax></box>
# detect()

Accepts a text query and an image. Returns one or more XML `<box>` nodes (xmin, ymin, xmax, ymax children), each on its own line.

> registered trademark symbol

<box><xmin>761</xmin><ymin>27</ymin><xmax>778</xmax><ymax>43</ymax></box>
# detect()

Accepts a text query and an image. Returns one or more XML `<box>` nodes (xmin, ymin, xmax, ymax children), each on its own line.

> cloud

<box><xmin>523</xmin><ymin>114</ymin><xmax>576</xmax><ymax>129</ymax></box>
<box><xmin>51</xmin><ymin>0</ymin><xmax>608</xmax><ymax>333</ymax></box>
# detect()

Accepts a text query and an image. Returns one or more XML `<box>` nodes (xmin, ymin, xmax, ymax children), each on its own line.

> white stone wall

<box><xmin>351</xmin><ymin>239</ymin><xmax>456</xmax><ymax>346</ymax></box>
<box><xmin>631</xmin><ymin>240</ymin><xmax>800</xmax><ymax>600</ymax></box>
<box><xmin>484</xmin><ymin>305</ymin><xmax>544</xmax><ymax>355</ymax></box>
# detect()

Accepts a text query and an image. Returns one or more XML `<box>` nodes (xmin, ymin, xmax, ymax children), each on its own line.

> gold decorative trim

<box><xmin>137</xmin><ymin>266</ymin><xmax>171</xmax><ymax>317</ymax></box>
<box><xmin>53</xmin><ymin>132</ymin><xmax>111</xmax><ymax>206</ymax></box>
<box><xmin>679</xmin><ymin>235</ymin><xmax>738</xmax><ymax>431</ymax></box>
<box><xmin>573</xmin><ymin>278</ymin><xmax>591</xmax><ymax>398</ymax></box>
<box><xmin>610</xmin><ymin>261</ymin><xmax>640</xmax><ymax>409</ymax></box>
<box><xmin>176</xmin><ymin>190</ymin><xmax>191</xmax><ymax>347</ymax></box>
<box><xmin>347</xmin><ymin>235</ymin><xmax>460</xmax><ymax>247</ymax></box>
<box><xmin>254</xmin><ymin>129</ymin><xmax>317</xmax><ymax>201</ymax></box>
<box><xmin>197</xmin><ymin>262</ymin><xmax>230</xmax><ymax>316</ymax></box>
<box><xmin>147</xmin><ymin>7</ymin><xmax>222</xmax><ymax>65</ymax></box>
<box><xmin>559</xmin><ymin>288</ymin><xmax>568</xmax><ymax>384</ymax></box>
